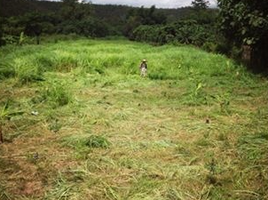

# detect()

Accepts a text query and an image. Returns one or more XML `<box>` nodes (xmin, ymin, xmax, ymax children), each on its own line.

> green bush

<box><xmin>202</xmin><ymin>42</ymin><xmax>217</xmax><ymax>52</ymax></box>
<box><xmin>2</xmin><ymin>35</ymin><xmax>19</xmax><ymax>45</ymax></box>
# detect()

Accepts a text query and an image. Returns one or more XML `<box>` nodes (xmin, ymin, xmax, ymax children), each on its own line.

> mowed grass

<box><xmin>0</xmin><ymin>38</ymin><xmax>268</xmax><ymax>200</ymax></box>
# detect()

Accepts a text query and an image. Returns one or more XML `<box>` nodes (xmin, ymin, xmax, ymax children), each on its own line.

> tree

<box><xmin>188</xmin><ymin>0</ymin><xmax>217</xmax><ymax>25</ymax></box>
<box><xmin>58</xmin><ymin>0</ymin><xmax>95</xmax><ymax>35</ymax></box>
<box><xmin>23</xmin><ymin>13</ymin><xmax>46</xmax><ymax>45</ymax></box>
<box><xmin>61</xmin><ymin>0</ymin><xmax>78</xmax><ymax>20</ymax></box>
<box><xmin>218</xmin><ymin>0</ymin><xmax>268</xmax><ymax>72</ymax></box>
<box><xmin>124</xmin><ymin>6</ymin><xmax>166</xmax><ymax>38</ymax></box>
<box><xmin>61</xmin><ymin>0</ymin><xmax>91</xmax><ymax>21</ymax></box>
<box><xmin>191</xmin><ymin>0</ymin><xmax>209</xmax><ymax>9</ymax></box>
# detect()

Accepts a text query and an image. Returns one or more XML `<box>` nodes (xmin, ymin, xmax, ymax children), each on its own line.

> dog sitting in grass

<box><xmin>140</xmin><ymin>59</ymin><xmax>148</xmax><ymax>77</ymax></box>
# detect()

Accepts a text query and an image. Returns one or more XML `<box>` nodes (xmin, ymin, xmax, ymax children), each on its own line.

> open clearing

<box><xmin>0</xmin><ymin>39</ymin><xmax>268</xmax><ymax>199</ymax></box>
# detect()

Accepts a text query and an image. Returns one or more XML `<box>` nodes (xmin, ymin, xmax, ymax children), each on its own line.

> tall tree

<box><xmin>218</xmin><ymin>0</ymin><xmax>268</xmax><ymax>72</ymax></box>
<box><xmin>61</xmin><ymin>0</ymin><xmax>78</xmax><ymax>20</ymax></box>
<box><xmin>125</xmin><ymin>6</ymin><xmax>166</xmax><ymax>38</ymax></box>
<box><xmin>191</xmin><ymin>0</ymin><xmax>209</xmax><ymax>9</ymax></box>
<box><xmin>61</xmin><ymin>0</ymin><xmax>91</xmax><ymax>21</ymax></box>
<box><xmin>24</xmin><ymin>13</ymin><xmax>44</xmax><ymax>45</ymax></box>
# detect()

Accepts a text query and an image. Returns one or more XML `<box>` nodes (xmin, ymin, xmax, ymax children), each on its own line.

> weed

<box><xmin>85</xmin><ymin>135</ymin><xmax>110</xmax><ymax>149</ymax></box>
<box><xmin>205</xmin><ymin>158</ymin><xmax>218</xmax><ymax>185</ymax></box>
<box><xmin>54</xmin><ymin>56</ymin><xmax>78</xmax><ymax>72</ymax></box>
<box><xmin>48</xmin><ymin>119</ymin><xmax>62</xmax><ymax>133</ymax></box>
<box><xmin>14</xmin><ymin>57</ymin><xmax>44</xmax><ymax>83</ymax></box>
<box><xmin>61</xmin><ymin>134</ymin><xmax>110</xmax><ymax>160</ymax></box>
<box><xmin>41</xmin><ymin>81</ymin><xmax>72</xmax><ymax>107</ymax></box>
<box><xmin>0</xmin><ymin>61</ymin><xmax>15</xmax><ymax>80</ymax></box>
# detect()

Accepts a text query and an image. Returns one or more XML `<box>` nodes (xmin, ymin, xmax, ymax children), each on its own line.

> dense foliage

<box><xmin>191</xmin><ymin>0</ymin><xmax>209</xmax><ymax>9</ymax></box>
<box><xmin>218</xmin><ymin>0</ymin><xmax>268</xmax><ymax>71</ymax></box>
<box><xmin>131</xmin><ymin>1</ymin><xmax>217</xmax><ymax>48</ymax></box>
<box><xmin>218</xmin><ymin>0</ymin><xmax>268</xmax><ymax>46</ymax></box>
<box><xmin>1</xmin><ymin>0</ymin><xmax>112</xmax><ymax>44</ymax></box>
<box><xmin>124</xmin><ymin>6</ymin><xmax>167</xmax><ymax>39</ymax></box>
<box><xmin>133</xmin><ymin>20</ymin><xmax>215</xmax><ymax>46</ymax></box>
<box><xmin>0</xmin><ymin>0</ymin><xmax>217</xmax><ymax>44</ymax></box>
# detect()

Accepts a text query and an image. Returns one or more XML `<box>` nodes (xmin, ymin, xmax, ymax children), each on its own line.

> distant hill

<box><xmin>0</xmin><ymin>0</ymin><xmax>61</xmax><ymax>17</ymax></box>
<box><xmin>0</xmin><ymin>0</ymin><xmax>214</xmax><ymax>22</ymax></box>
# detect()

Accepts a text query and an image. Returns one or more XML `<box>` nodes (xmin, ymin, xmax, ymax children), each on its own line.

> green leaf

<box><xmin>246</xmin><ymin>39</ymin><xmax>253</xmax><ymax>45</ymax></box>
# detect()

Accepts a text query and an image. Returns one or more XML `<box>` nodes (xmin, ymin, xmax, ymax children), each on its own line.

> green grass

<box><xmin>0</xmin><ymin>38</ymin><xmax>268</xmax><ymax>199</ymax></box>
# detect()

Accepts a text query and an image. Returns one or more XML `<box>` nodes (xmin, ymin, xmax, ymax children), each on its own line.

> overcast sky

<box><xmin>89</xmin><ymin>0</ymin><xmax>218</xmax><ymax>8</ymax></box>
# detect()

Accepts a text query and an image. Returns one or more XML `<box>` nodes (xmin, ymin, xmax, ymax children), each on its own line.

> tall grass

<box><xmin>41</xmin><ymin>80</ymin><xmax>72</xmax><ymax>107</ymax></box>
<box><xmin>0</xmin><ymin>39</ymin><xmax>240</xmax><ymax>85</ymax></box>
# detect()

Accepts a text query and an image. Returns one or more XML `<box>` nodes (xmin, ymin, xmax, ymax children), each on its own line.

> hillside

<box><xmin>0</xmin><ymin>38</ymin><xmax>267</xmax><ymax>199</ymax></box>
<box><xmin>0</xmin><ymin>0</ymin><xmax>62</xmax><ymax>17</ymax></box>
<box><xmin>0</xmin><ymin>0</ymin><xmax>216</xmax><ymax>22</ymax></box>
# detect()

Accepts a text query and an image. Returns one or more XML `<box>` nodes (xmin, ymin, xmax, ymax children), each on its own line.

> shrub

<box><xmin>202</xmin><ymin>42</ymin><xmax>217</xmax><ymax>52</ymax></box>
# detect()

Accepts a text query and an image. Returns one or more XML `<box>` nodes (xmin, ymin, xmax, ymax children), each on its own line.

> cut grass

<box><xmin>0</xmin><ymin>38</ymin><xmax>268</xmax><ymax>199</ymax></box>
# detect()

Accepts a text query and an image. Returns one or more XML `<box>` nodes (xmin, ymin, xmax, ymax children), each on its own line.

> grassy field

<box><xmin>0</xmin><ymin>39</ymin><xmax>267</xmax><ymax>200</ymax></box>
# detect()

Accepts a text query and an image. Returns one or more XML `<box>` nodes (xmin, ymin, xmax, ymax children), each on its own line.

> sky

<box><xmin>89</xmin><ymin>0</ymin><xmax>218</xmax><ymax>8</ymax></box>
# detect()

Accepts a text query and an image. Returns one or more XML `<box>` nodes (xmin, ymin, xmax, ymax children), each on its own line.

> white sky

<box><xmin>89</xmin><ymin>0</ymin><xmax>218</xmax><ymax>8</ymax></box>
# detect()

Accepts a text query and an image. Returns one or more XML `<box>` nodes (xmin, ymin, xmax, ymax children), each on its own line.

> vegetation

<box><xmin>0</xmin><ymin>0</ymin><xmax>218</xmax><ymax>45</ymax></box>
<box><xmin>0</xmin><ymin>38</ymin><xmax>267</xmax><ymax>199</ymax></box>
<box><xmin>0</xmin><ymin>0</ymin><xmax>206</xmax><ymax>23</ymax></box>
<box><xmin>124</xmin><ymin>6</ymin><xmax>167</xmax><ymax>39</ymax></box>
<box><xmin>130</xmin><ymin>0</ymin><xmax>218</xmax><ymax>51</ymax></box>
<box><xmin>0</xmin><ymin>0</ymin><xmax>111</xmax><ymax>43</ymax></box>
<box><xmin>1</xmin><ymin>0</ymin><xmax>267</xmax><ymax>74</ymax></box>
<box><xmin>0</xmin><ymin>0</ymin><xmax>267</xmax><ymax>198</ymax></box>
<box><xmin>132</xmin><ymin>20</ymin><xmax>216</xmax><ymax>46</ymax></box>
<box><xmin>191</xmin><ymin>0</ymin><xmax>210</xmax><ymax>9</ymax></box>
<box><xmin>218</xmin><ymin>0</ymin><xmax>268</xmax><ymax>71</ymax></box>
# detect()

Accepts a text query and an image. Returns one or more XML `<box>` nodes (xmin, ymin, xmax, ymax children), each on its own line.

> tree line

<box><xmin>0</xmin><ymin>0</ymin><xmax>267</xmax><ymax>72</ymax></box>
<box><xmin>0</xmin><ymin>0</ymin><xmax>217</xmax><ymax>42</ymax></box>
